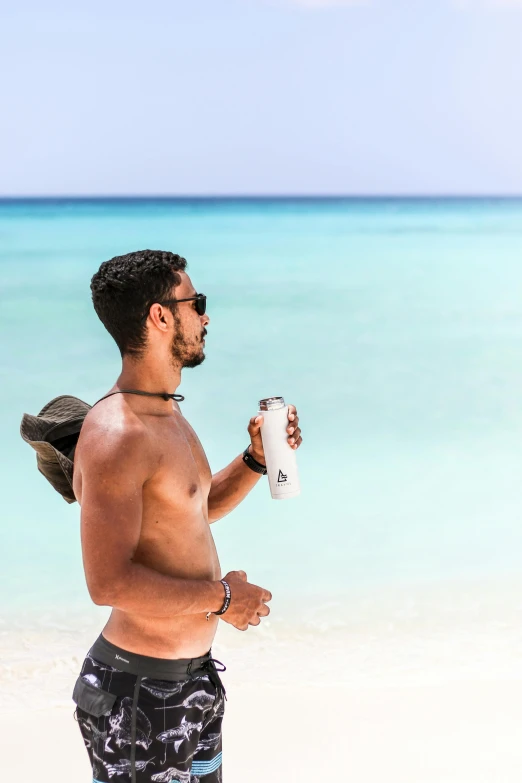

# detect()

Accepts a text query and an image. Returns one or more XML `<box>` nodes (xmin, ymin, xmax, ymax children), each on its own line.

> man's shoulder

<box><xmin>78</xmin><ymin>398</ymin><xmax>152</xmax><ymax>467</ymax></box>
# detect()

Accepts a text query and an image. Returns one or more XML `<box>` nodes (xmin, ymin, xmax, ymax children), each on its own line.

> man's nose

<box><xmin>202</xmin><ymin>313</ymin><xmax>210</xmax><ymax>326</ymax></box>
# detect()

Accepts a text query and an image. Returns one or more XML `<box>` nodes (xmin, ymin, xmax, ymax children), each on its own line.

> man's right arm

<box><xmin>78</xmin><ymin>422</ymin><xmax>225</xmax><ymax>617</ymax></box>
<box><xmin>98</xmin><ymin>561</ymin><xmax>226</xmax><ymax>617</ymax></box>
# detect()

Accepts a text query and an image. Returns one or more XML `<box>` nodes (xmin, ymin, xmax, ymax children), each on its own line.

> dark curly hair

<box><xmin>90</xmin><ymin>249</ymin><xmax>188</xmax><ymax>357</ymax></box>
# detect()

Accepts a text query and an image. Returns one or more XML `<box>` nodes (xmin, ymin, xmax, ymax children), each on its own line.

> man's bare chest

<box><xmin>143</xmin><ymin>413</ymin><xmax>212</xmax><ymax>512</ymax></box>
<box><xmin>137</xmin><ymin>414</ymin><xmax>217</xmax><ymax>570</ymax></box>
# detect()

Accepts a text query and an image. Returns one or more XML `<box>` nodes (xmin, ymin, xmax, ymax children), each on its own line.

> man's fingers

<box><xmin>287</xmin><ymin>426</ymin><xmax>301</xmax><ymax>444</ymax></box>
<box><xmin>262</xmin><ymin>589</ymin><xmax>272</xmax><ymax>602</ymax></box>
<box><xmin>258</xmin><ymin>604</ymin><xmax>270</xmax><ymax>617</ymax></box>
<box><xmin>236</xmin><ymin>570</ymin><xmax>247</xmax><ymax>581</ymax></box>
<box><xmin>287</xmin><ymin>417</ymin><xmax>299</xmax><ymax>433</ymax></box>
<box><xmin>249</xmin><ymin>616</ymin><xmax>261</xmax><ymax>627</ymax></box>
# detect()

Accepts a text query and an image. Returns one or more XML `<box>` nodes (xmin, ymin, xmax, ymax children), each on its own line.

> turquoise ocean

<box><xmin>2</xmin><ymin>197</ymin><xmax>522</xmax><ymax>707</ymax></box>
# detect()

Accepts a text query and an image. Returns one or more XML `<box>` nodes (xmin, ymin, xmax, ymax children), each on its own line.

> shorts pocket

<box><xmin>72</xmin><ymin>675</ymin><xmax>117</xmax><ymax>718</ymax></box>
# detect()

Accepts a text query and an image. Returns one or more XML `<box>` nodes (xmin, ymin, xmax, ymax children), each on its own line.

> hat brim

<box><xmin>20</xmin><ymin>395</ymin><xmax>92</xmax><ymax>504</ymax></box>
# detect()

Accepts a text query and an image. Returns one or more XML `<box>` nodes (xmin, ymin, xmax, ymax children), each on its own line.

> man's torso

<box><xmin>73</xmin><ymin>395</ymin><xmax>221</xmax><ymax>659</ymax></box>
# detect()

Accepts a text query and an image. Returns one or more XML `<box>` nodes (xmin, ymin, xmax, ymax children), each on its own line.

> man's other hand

<box><xmin>219</xmin><ymin>570</ymin><xmax>272</xmax><ymax>631</ymax></box>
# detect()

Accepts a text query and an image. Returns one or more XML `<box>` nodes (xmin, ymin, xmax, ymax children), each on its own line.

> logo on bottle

<box><xmin>277</xmin><ymin>469</ymin><xmax>288</xmax><ymax>483</ymax></box>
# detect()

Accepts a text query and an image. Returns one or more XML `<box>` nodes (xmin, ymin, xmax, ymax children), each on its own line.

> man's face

<box><xmin>169</xmin><ymin>272</ymin><xmax>209</xmax><ymax>369</ymax></box>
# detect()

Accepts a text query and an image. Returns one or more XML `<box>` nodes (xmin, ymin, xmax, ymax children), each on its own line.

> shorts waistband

<box><xmin>88</xmin><ymin>633</ymin><xmax>215</xmax><ymax>681</ymax></box>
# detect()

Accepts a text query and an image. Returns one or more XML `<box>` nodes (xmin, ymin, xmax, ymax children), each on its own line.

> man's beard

<box><xmin>170</xmin><ymin>317</ymin><xmax>205</xmax><ymax>369</ymax></box>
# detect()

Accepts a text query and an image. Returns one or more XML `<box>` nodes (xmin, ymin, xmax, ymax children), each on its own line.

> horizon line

<box><xmin>1</xmin><ymin>193</ymin><xmax>522</xmax><ymax>201</ymax></box>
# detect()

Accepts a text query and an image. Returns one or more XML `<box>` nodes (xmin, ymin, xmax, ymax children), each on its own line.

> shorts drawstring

<box><xmin>200</xmin><ymin>656</ymin><xmax>227</xmax><ymax>701</ymax></box>
<box><xmin>130</xmin><ymin>675</ymin><xmax>143</xmax><ymax>783</ymax></box>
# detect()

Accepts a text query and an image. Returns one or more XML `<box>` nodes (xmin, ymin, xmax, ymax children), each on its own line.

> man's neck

<box><xmin>117</xmin><ymin>355</ymin><xmax>182</xmax><ymax>394</ymax></box>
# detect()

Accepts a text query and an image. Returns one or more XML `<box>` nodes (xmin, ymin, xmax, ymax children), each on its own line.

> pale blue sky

<box><xmin>1</xmin><ymin>0</ymin><xmax>522</xmax><ymax>195</ymax></box>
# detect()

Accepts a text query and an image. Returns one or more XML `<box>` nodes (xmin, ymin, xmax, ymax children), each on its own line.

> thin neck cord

<box><xmin>92</xmin><ymin>389</ymin><xmax>185</xmax><ymax>407</ymax></box>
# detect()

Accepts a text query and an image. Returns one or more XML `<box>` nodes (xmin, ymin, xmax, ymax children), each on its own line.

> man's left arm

<box><xmin>207</xmin><ymin>405</ymin><xmax>302</xmax><ymax>523</ymax></box>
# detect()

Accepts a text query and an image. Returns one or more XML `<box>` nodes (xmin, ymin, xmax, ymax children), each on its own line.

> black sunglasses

<box><xmin>147</xmin><ymin>293</ymin><xmax>207</xmax><ymax>319</ymax></box>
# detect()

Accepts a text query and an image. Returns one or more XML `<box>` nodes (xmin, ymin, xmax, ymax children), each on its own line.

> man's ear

<box><xmin>148</xmin><ymin>304</ymin><xmax>170</xmax><ymax>331</ymax></box>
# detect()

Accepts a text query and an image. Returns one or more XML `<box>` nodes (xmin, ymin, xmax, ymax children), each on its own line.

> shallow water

<box><xmin>2</xmin><ymin>197</ymin><xmax>522</xmax><ymax>619</ymax></box>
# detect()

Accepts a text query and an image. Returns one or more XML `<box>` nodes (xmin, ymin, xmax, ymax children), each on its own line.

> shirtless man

<box><xmin>71</xmin><ymin>250</ymin><xmax>302</xmax><ymax>783</ymax></box>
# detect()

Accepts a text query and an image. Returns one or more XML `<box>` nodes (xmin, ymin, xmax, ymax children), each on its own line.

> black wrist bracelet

<box><xmin>213</xmin><ymin>579</ymin><xmax>231</xmax><ymax>616</ymax></box>
<box><xmin>242</xmin><ymin>446</ymin><xmax>267</xmax><ymax>475</ymax></box>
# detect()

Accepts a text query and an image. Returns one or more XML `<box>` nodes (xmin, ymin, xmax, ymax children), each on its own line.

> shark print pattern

<box><xmin>181</xmin><ymin>690</ymin><xmax>215</xmax><ymax>711</ymax></box>
<box><xmin>109</xmin><ymin>697</ymin><xmax>153</xmax><ymax>751</ymax></box>
<box><xmin>141</xmin><ymin>679</ymin><xmax>185</xmax><ymax>700</ymax></box>
<box><xmin>213</xmin><ymin>693</ymin><xmax>225</xmax><ymax>720</ymax></box>
<box><xmin>195</xmin><ymin>732</ymin><xmax>221</xmax><ymax>753</ymax></box>
<box><xmin>78</xmin><ymin>715</ymin><xmax>115</xmax><ymax>754</ymax></box>
<box><xmin>151</xmin><ymin>766</ymin><xmax>191</xmax><ymax>783</ymax></box>
<box><xmin>105</xmin><ymin>757</ymin><xmax>157</xmax><ymax>778</ymax></box>
<box><xmin>156</xmin><ymin>716</ymin><xmax>204</xmax><ymax>761</ymax></box>
<box><xmin>160</xmin><ymin>689</ymin><xmax>215</xmax><ymax>713</ymax></box>
<box><xmin>74</xmin><ymin>650</ymin><xmax>224</xmax><ymax>782</ymax></box>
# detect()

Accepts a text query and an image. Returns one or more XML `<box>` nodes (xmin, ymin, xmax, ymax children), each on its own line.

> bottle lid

<box><xmin>259</xmin><ymin>396</ymin><xmax>285</xmax><ymax>411</ymax></box>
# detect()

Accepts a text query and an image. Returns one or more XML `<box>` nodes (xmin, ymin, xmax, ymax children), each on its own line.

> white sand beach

<box><xmin>3</xmin><ymin>577</ymin><xmax>522</xmax><ymax>781</ymax></box>
<box><xmin>2</xmin><ymin>679</ymin><xmax>522</xmax><ymax>781</ymax></box>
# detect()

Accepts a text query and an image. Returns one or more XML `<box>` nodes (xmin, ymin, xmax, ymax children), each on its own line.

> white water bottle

<box><xmin>258</xmin><ymin>396</ymin><xmax>301</xmax><ymax>500</ymax></box>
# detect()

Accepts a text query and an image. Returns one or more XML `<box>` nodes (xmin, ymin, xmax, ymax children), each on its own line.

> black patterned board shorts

<box><xmin>72</xmin><ymin>634</ymin><xmax>226</xmax><ymax>783</ymax></box>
